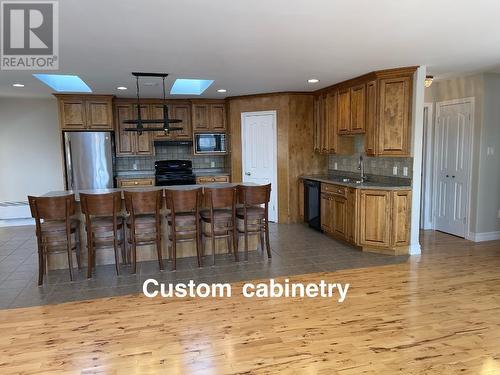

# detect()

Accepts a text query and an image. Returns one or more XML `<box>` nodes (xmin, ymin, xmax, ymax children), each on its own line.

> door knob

<box><xmin>245</xmin><ymin>172</ymin><xmax>251</xmax><ymax>176</ymax></box>
<box><xmin>446</xmin><ymin>175</ymin><xmax>449</xmax><ymax>178</ymax></box>
<box><xmin>452</xmin><ymin>175</ymin><xmax>455</xmax><ymax>178</ymax></box>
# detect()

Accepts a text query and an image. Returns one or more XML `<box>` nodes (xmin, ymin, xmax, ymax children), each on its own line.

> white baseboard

<box><xmin>409</xmin><ymin>243</ymin><xmax>421</xmax><ymax>255</ymax></box>
<box><xmin>468</xmin><ymin>231</ymin><xmax>500</xmax><ymax>242</ymax></box>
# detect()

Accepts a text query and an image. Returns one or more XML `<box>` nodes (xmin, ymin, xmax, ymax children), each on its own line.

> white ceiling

<box><xmin>1</xmin><ymin>0</ymin><xmax>500</xmax><ymax>98</ymax></box>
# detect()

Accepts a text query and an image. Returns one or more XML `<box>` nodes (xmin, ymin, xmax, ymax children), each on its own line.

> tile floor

<box><xmin>0</xmin><ymin>223</ymin><xmax>408</xmax><ymax>309</ymax></box>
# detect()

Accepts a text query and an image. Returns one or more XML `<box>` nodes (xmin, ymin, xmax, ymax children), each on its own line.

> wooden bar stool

<box><xmin>80</xmin><ymin>192</ymin><xmax>125</xmax><ymax>278</ymax></box>
<box><xmin>124</xmin><ymin>190</ymin><xmax>163</xmax><ymax>274</ymax></box>
<box><xmin>236</xmin><ymin>184</ymin><xmax>272</xmax><ymax>261</ymax></box>
<box><xmin>28</xmin><ymin>194</ymin><xmax>82</xmax><ymax>285</ymax></box>
<box><xmin>165</xmin><ymin>188</ymin><xmax>202</xmax><ymax>270</ymax></box>
<box><xmin>200</xmin><ymin>186</ymin><xmax>238</xmax><ymax>265</ymax></box>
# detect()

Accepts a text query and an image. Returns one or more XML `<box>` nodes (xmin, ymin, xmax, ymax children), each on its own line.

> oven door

<box><xmin>195</xmin><ymin>133</ymin><xmax>226</xmax><ymax>154</ymax></box>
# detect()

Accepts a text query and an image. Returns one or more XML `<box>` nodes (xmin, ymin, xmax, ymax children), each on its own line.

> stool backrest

<box><xmin>80</xmin><ymin>192</ymin><xmax>121</xmax><ymax>217</ymax></box>
<box><xmin>28</xmin><ymin>194</ymin><xmax>76</xmax><ymax>221</ymax></box>
<box><xmin>165</xmin><ymin>188</ymin><xmax>202</xmax><ymax>214</ymax></box>
<box><xmin>237</xmin><ymin>184</ymin><xmax>271</xmax><ymax>206</ymax></box>
<box><xmin>204</xmin><ymin>186</ymin><xmax>237</xmax><ymax>210</ymax></box>
<box><xmin>124</xmin><ymin>190</ymin><xmax>162</xmax><ymax>216</ymax></box>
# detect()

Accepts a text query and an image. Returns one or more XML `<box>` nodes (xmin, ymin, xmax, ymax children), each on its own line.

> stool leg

<box><xmin>76</xmin><ymin>227</ymin><xmax>82</xmax><ymax>270</ymax></box>
<box><xmin>37</xmin><ymin>238</ymin><xmax>44</xmax><ymax>286</ymax></box>
<box><xmin>232</xmin><ymin>218</ymin><xmax>239</xmax><ymax>262</ymax></box>
<box><xmin>265</xmin><ymin>218</ymin><xmax>271</xmax><ymax>258</ymax></box>
<box><xmin>195</xmin><ymin>219</ymin><xmax>201</xmax><ymax>268</ymax></box>
<box><xmin>156</xmin><ymin>225</ymin><xmax>164</xmax><ymax>271</ymax></box>
<box><xmin>86</xmin><ymin>230</ymin><xmax>93</xmax><ymax>279</ymax></box>
<box><xmin>67</xmin><ymin>239</ymin><xmax>74</xmax><ymax>282</ymax></box>
<box><xmin>113</xmin><ymin>228</ymin><xmax>120</xmax><ymax>276</ymax></box>
<box><xmin>171</xmin><ymin>224</ymin><xmax>177</xmax><ymax>271</ymax></box>
<box><xmin>244</xmin><ymin>214</ymin><xmax>249</xmax><ymax>261</ymax></box>
<box><xmin>121</xmin><ymin>224</ymin><xmax>127</xmax><ymax>265</ymax></box>
<box><xmin>211</xmin><ymin>222</ymin><xmax>216</xmax><ymax>266</ymax></box>
<box><xmin>259</xmin><ymin>220</ymin><xmax>265</xmax><ymax>255</ymax></box>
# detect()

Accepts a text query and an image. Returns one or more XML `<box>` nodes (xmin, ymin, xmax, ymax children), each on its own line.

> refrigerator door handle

<box><xmin>64</xmin><ymin>133</ymin><xmax>74</xmax><ymax>190</ymax></box>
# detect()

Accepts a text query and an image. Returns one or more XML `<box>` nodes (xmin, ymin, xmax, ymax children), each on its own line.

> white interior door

<box><xmin>241</xmin><ymin>111</ymin><xmax>278</xmax><ymax>222</ymax></box>
<box><xmin>434</xmin><ymin>101</ymin><xmax>472</xmax><ymax>237</ymax></box>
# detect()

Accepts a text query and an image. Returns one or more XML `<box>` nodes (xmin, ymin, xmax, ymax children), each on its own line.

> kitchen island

<box><xmin>43</xmin><ymin>183</ymin><xmax>260</xmax><ymax>270</ymax></box>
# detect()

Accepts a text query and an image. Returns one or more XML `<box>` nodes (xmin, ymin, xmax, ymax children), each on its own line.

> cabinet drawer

<box><xmin>213</xmin><ymin>176</ymin><xmax>229</xmax><ymax>183</ymax></box>
<box><xmin>321</xmin><ymin>183</ymin><xmax>347</xmax><ymax>197</ymax></box>
<box><xmin>196</xmin><ymin>175</ymin><xmax>229</xmax><ymax>184</ymax></box>
<box><xmin>117</xmin><ymin>178</ymin><xmax>154</xmax><ymax>188</ymax></box>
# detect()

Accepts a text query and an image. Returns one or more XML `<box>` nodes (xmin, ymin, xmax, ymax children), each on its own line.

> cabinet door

<box><xmin>365</xmin><ymin>80</ymin><xmax>377</xmax><ymax>156</ymax></box>
<box><xmin>151</xmin><ymin>104</ymin><xmax>171</xmax><ymax>140</ymax></box>
<box><xmin>133</xmin><ymin>105</ymin><xmax>154</xmax><ymax>156</ymax></box>
<box><xmin>391</xmin><ymin>190</ymin><xmax>411</xmax><ymax>247</ymax></box>
<box><xmin>170</xmin><ymin>104</ymin><xmax>192</xmax><ymax>138</ymax></box>
<box><xmin>350</xmin><ymin>84</ymin><xmax>366</xmax><ymax>133</ymax></box>
<box><xmin>192</xmin><ymin>104</ymin><xmax>210</xmax><ymax>131</ymax></box>
<box><xmin>346</xmin><ymin>188</ymin><xmax>357</xmax><ymax>244</ymax></box>
<box><xmin>115</xmin><ymin>104</ymin><xmax>134</xmax><ymax>156</ymax></box>
<box><xmin>59</xmin><ymin>99</ymin><xmax>86</xmax><ymax>130</ymax></box>
<box><xmin>318</xmin><ymin>94</ymin><xmax>328</xmax><ymax>153</ymax></box>
<box><xmin>332</xmin><ymin>195</ymin><xmax>347</xmax><ymax>239</ymax></box>
<box><xmin>313</xmin><ymin>95</ymin><xmax>322</xmax><ymax>153</ymax></box>
<box><xmin>378</xmin><ymin>76</ymin><xmax>411</xmax><ymax>156</ymax></box>
<box><xmin>337</xmin><ymin>88</ymin><xmax>351</xmax><ymax>134</ymax></box>
<box><xmin>325</xmin><ymin>91</ymin><xmax>337</xmax><ymax>153</ymax></box>
<box><xmin>359</xmin><ymin>190</ymin><xmax>391</xmax><ymax>248</ymax></box>
<box><xmin>320</xmin><ymin>193</ymin><xmax>332</xmax><ymax>233</ymax></box>
<box><xmin>86</xmin><ymin>99</ymin><xmax>113</xmax><ymax>130</ymax></box>
<box><xmin>210</xmin><ymin>104</ymin><xmax>226</xmax><ymax>131</ymax></box>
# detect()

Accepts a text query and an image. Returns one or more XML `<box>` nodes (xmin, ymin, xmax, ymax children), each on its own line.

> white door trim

<box><xmin>433</xmin><ymin>97</ymin><xmax>475</xmax><ymax>239</ymax></box>
<box><xmin>421</xmin><ymin>102</ymin><xmax>434</xmax><ymax>229</ymax></box>
<box><xmin>240</xmin><ymin>110</ymin><xmax>278</xmax><ymax>223</ymax></box>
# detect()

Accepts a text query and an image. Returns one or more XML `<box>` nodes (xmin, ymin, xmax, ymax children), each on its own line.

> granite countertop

<box><xmin>44</xmin><ymin>182</ymin><xmax>255</xmax><ymax>201</ymax></box>
<box><xmin>300</xmin><ymin>175</ymin><xmax>412</xmax><ymax>191</ymax></box>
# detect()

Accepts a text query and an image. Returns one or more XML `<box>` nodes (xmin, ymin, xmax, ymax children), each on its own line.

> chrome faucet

<box><xmin>358</xmin><ymin>155</ymin><xmax>367</xmax><ymax>182</ymax></box>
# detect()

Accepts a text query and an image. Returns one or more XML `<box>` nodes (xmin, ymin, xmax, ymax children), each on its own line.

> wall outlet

<box><xmin>498</xmin><ymin>209</ymin><xmax>500</xmax><ymax>219</ymax></box>
<box><xmin>393</xmin><ymin>166</ymin><xmax>398</xmax><ymax>175</ymax></box>
<box><xmin>133</xmin><ymin>162</ymin><xmax>138</xmax><ymax>170</ymax></box>
<box><xmin>210</xmin><ymin>161</ymin><xmax>216</xmax><ymax>168</ymax></box>
<box><xmin>403</xmin><ymin>167</ymin><xmax>408</xmax><ymax>176</ymax></box>
<box><xmin>334</xmin><ymin>162</ymin><xmax>338</xmax><ymax>170</ymax></box>
<box><xmin>487</xmin><ymin>146</ymin><xmax>495</xmax><ymax>156</ymax></box>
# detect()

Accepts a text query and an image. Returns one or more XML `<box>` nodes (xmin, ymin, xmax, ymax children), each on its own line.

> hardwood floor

<box><xmin>0</xmin><ymin>231</ymin><xmax>499</xmax><ymax>374</ymax></box>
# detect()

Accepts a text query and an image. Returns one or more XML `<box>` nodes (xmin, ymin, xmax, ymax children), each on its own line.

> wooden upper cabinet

<box><xmin>313</xmin><ymin>95</ymin><xmax>323</xmax><ymax>153</ymax></box>
<box><xmin>210</xmin><ymin>103</ymin><xmax>226</xmax><ymax>131</ymax></box>
<box><xmin>350</xmin><ymin>83</ymin><xmax>366</xmax><ymax>133</ymax></box>
<box><xmin>325</xmin><ymin>91</ymin><xmax>338</xmax><ymax>154</ymax></box>
<box><xmin>365</xmin><ymin>80</ymin><xmax>377</xmax><ymax>156</ymax></box>
<box><xmin>114</xmin><ymin>103</ymin><xmax>153</xmax><ymax>156</ymax></box>
<box><xmin>192</xmin><ymin>102</ymin><xmax>226</xmax><ymax>132</ymax></box>
<box><xmin>56</xmin><ymin>95</ymin><xmax>113</xmax><ymax>131</ymax></box>
<box><xmin>359</xmin><ymin>189</ymin><xmax>391</xmax><ymax>248</ymax></box>
<box><xmin>378</xmin><ymin>76</ymin><xmax>411</xmax><ymax>156</ymax></box>
<box><xmin>86</xmin><ymin>99</ymin><xmax>113</xmax><ymax>130</ymax></box>
<box><xmin>115</xmin><ymin>104</ymin><xmax>134</xmax><ymax>156</ymax></box>
<box><xmin>152</xmin><ymin>104</ymin><xmax>192</xmax><ymax>140</ymax></box>
<box><xmin>337</xmin><ymin>88</ymin><xmax>351</xmax><ymax>134</ymax></box>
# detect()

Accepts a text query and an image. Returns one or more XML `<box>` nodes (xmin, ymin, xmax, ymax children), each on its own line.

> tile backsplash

<box><xmin>328</xmin><ymin>135</ymin><xmax>413</xmax><ymax>178</ymax></box>
<box><xmin>115</xmin><ymin>145</ymin><xmax>226</xmax><ymax>171</ymax></box>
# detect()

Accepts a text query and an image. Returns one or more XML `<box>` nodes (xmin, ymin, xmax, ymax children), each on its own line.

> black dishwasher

<box><xmin>304</xmin><ymin>179</ymin><xmax>321</xmax><ymax>231</ymax></box>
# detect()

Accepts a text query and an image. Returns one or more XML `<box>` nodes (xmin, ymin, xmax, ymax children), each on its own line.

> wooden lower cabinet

<box><xmin>117</xmin><ymin>177</ymin><xmax>154</xmax><ymax>188</ymax></box>
<box><xmin>196</xmin><ymin>175</ymin><xmax>230</xmax><ymax>184</ymax></box>
<box><xmin>319</xmin><ymin>183</ymin><xmax>411</xmax><ymax>254</ymax></box>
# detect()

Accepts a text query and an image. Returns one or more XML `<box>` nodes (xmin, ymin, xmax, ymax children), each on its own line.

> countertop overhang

<box><xmin>300</xmin><ymin>175</ymin><xmax>412</xmax><ymax>191</ymax></box>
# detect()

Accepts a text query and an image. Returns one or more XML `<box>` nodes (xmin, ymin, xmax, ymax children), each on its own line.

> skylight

<box><xmin>170</xmin><ymin>79</ymin><xmax>214</xmax><ymax>95</ymax></box>
<box><xmin>33</xmin><ymin>74</ymin><xmax>92</xmax><ymax>92</ymax></box>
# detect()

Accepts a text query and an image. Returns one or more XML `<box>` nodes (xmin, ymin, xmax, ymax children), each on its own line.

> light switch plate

<box><xmin>133</xmin><ymin>162</ymin><xmax>138</xmax><ymax>170</ymax></box>
<box><xmin>334</xmin><ymin>162</ymin><xmax>338</xmax><ymax>170</ymax></box>
<box><xmin>498</xmin><ymin>209</ymin><xmax>500</xmax><ymax>219</ymax></box>
<box><xmin>403</xmin><ymin>167</ymin><xmax>408</xmax><ymax>176</ymax></box>
<box><xmin>487</xmin><ymin>146</ymin><xmax>495</xmax><ymax>156</ymax></box>
<box><xmin>393</xmin><ymin>166</ymin><xmax>398</xmax><ymax>175</ymax></box>
<box><xmin>210</xmin><ymin>161</ymin><xmax>215</xmax><ymax>168</ymax></box>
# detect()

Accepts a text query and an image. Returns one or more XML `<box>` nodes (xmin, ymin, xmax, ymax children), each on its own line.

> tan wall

<box><xmin>0</xmin><ymin>97</ymin><xmax>64</xmax><ymax>203</ymax></box>
<box><xmin>228</xmin><ymin>94</ymin><xmax>326</xmax><ymax>223</ymax></box>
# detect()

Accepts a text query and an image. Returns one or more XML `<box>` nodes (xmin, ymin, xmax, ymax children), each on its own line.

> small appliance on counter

<box><xmin>155</xmin><ymin>160</ymin><xmax>196</xmax><ymax>186</ymax></box>
<box><xmin>194</xmin><ymin>133</ymin><xmax>226</xmax><ymax>154</ymax></box>
<box><xmin>64</xmin><ymin>132</ymin><xmax>114</xmax><ymax>190</ymax></box>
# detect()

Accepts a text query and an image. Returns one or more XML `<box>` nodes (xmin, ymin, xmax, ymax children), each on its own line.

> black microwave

<box><xmin>194</xmin><ymin>133</ymin><xmax>227</xmax><ymax>154</ymax></box>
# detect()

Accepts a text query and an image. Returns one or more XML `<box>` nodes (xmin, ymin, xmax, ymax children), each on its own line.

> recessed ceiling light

<box><xmin>217</xmin><ymin>89</ymin><xmax>227</xmax><ymax>93</ymax></box>
<box><xmin>12</xmin><ymin>83</ymin><xmax>24</xmax><ymax>87</ymax></box>
<box><xmin>32</xmin><ymin>74</ymin><xmax>92</xmax><ymax>93</ymax></box>
<box><xmin>117</xmin><ymin>86</ymin><xmax>127</xmax><ymax>90</ymax></box>
<box><xmin>308</xmin><ymin>78</ymin><xmax>320</xmax><ymax>83</ymax></box>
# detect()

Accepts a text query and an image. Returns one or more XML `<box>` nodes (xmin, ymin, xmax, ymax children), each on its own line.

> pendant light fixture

<box><xmin>124</xmin><ymin>72</ymin><xmax>182</xmax><ymax>135</ymax></box>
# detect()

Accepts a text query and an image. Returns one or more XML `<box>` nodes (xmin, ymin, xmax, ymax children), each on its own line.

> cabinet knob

<box><xmin>245</xmin><ymin>172</ymin><xmax>251</xmax><ymax>176</ymax></box>
<box><xmin>134</xmin><ymin>181</ymin><xmax>138</xmax><ymax>185</ymax></box>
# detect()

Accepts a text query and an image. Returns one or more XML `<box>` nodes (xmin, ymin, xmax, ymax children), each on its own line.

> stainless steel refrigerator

<box><xmin>64</xmin><ymin>132</ymin><xmax>114</xmax><ymax>190</ymax></box>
